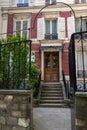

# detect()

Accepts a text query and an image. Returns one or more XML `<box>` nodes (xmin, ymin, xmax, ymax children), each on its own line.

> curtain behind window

<box><xmin>52</xmin><ymin>20</ymin><xmax>57</xmax><ymax>34</ymax></box>
<box><xmin>46</xmin><ymin>21</ymin><xmax>50</xmax><ymax>34</ymax></box>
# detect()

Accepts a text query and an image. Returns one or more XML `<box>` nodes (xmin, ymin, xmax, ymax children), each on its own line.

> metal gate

<box><xmin>69</xmin><ymin>31</ymin><xmax>87</xmax><ymax>130</ymax></box>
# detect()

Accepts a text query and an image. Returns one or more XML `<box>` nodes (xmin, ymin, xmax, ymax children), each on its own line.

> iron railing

<box><xmin>69</xmin><ymin>31</ymin><xmax>87</xmax><ymax>92</ymax></box>
<box><xmin>45</xmin><ymin>33</ymin><xmax>58</xmax><ymax>40</ymax></box>
<box><xmin>62</xmin><ymin>70</ymin><xmax>70</xmax><ymax>99</ymax></box>
<box><xmin>0</xmin><ymin>40</ymin><xmax>32</xmax><ymax>89</ymax></box>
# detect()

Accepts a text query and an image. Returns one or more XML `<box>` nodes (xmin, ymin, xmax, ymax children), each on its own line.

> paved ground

<box><xmin>33</xmin><ymin>108</ymin><xmax>71</xmax><ymax>130</ymax></box>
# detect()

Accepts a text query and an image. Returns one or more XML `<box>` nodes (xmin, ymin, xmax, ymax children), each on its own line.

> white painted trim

<box><xmin>59</xmin><ymin>51</ymin><xmax>62</xmax><ymax>81</ymax></box>
<box><xmin>41</xmin><ymin>43</ymin><xmax>62</xmax><ymax>46</ymax></box>
<box><xmin>41</xmin><ymin>49</ymin><xmax>62</xmax><ymax>82</ymax></box>
<box><xmin>41</xmin><ymin>51</ymin><xmax>44</xmax><ymax>80</ymax></box>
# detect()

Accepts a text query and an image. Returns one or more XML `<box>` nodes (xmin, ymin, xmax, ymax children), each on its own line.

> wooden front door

<box><xmin>44</xmin><ymin>52</ymin><xmax>59</xmax><ymax>82</ymax></box>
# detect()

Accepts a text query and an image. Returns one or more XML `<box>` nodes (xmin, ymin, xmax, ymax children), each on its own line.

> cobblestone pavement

<box><xmin>33</xmin><ymin>108</ymin><xmax>71</xmax><ymax>130</ymax></box>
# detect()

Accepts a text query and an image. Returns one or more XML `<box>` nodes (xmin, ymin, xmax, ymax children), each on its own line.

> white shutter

<box><xmin>67</xmin><ymin>16</ymin><xmax>75</xmax><ymax>39</ymax></box>
<box><xmin>35</xmin><ymin>0</ymin><xmax>45</xmax><ymax>5</ymax></box>
<box><xmin>37</xmin><ymin>18</ymin><xmax>45</xmax><ymax>40</ymax></box>
<box><xmin>29</xmin><ymin>0</ymin><xmax>35</xmax><ymax>6</ymax></box>
<box><xmin>58</xmin><ymin>17</ymin><xmax>65</xmax><ymax>39</ymax></box>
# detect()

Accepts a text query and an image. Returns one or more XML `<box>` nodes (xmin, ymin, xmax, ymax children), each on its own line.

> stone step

<box><xmin>42</xmin><ymin>86</ymin><xmax>62</xmax><ymax>89</ymax></box>
<box><xmin>40</xmin><ymin>100</ymin><xmax>64</xmax><ymax>103</ymax></box>
<box><xmin>42</xmin><ymin>88</ymin><xmax>62</xmax><ymax>91</ymax></box>
<box><xmin>39</xmin><ymin>103</ymin><xmax>66</xmax><ymax>108</ymax></box>
<box><xmin>41</xmin><ymin>91</ymin><xmax>62</xmax><ymax>94</ymax></box>
<box><xmin>41</xmin><ymin>83</ymin><xmax>61</xmax><ymax>87</ymax></box>
<box><xmin>41</xmin><ymin>93</ymin><xmax>63</xmax><ymax>97</ymax></box>
<box><xmin>41</xmin><ymin>97</ymin><xmax>64</xmax><ymax>100</ymax></box>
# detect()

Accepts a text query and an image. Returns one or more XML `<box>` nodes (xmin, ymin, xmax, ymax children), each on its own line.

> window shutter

<box><xmin>67</xmin><ymin>16</ymin><xmax>75</xmax><ymax>39</ymax></box>
<box><xmin>36</xmin><ymin>0</ymin><xmax>45</xmax><ymax>5</ymax></box>
<box><xmin>30</xmin><ymin>0</ymin><xmax>35</xmax><ymax>6</ymax></box>
<box><xmin>58</xmin><ymin>17</ymin><xmax>65</xmax><ymax>39</ymax></box>
<box><xmin>75</xmin><ymin>0</ymin><xmax>79</xmax><ymax>3</ymax></box>
<box><xmin>37</xmin><ymin>18</ymin><xmax>45</xmax><ymax>40</ymax></box>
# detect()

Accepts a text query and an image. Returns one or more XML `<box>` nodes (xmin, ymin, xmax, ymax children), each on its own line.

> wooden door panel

<box><xmin>44</xmin><ymin>52</ymin><xmax>59</xmax><ymax>82</ymax></box>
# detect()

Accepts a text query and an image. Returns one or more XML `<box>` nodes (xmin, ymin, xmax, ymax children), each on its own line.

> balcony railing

<box><xmin>77</xmin><ymin>70</ymin><xmax>87</xmax><ymax>78</ymax></box>
<box><xmin>17</xmin><ymin>3</ymin><xmax>28</xmax><ymax>7</ymax></box>
<box><xmin>45</xmin><ymin>33</ymin><xmax>58</xmax><ymax>40</ymax></box>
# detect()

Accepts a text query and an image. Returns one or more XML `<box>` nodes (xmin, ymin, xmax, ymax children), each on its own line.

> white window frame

<box><xmin>15</xmin><ymin>19</ymin><xmax>29</xmax><ymax>39</ymax></box>
<box><xmin>45</xmin><ymin>19</ymin><xmax>57</xmax><ymax>34</ymax></box>
<box><xmin>46</xmin><ymin>0</ymin><xmax>56</xmax><ymax>4</ymax></box>
<box><xmin>18</xmin><ymin>0</ymin><xmax>29</xmax><ymax>4</ymax></box>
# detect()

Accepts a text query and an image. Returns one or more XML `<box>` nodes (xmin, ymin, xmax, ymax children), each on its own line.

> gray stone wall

<box><xmin>0</xmin><ymin>90</ymin><xmax>32</xmax><ymax>130</ymax></box>
<box><xmin>75</xmin><ymin>92</ymin><xmax>87</xmax><ymax>130</ymax></box>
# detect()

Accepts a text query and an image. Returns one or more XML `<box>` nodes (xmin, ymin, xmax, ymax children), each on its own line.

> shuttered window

<box><xmin>45</xmin><ymin>20</ymin><xmax>57</xmax><ymax>40</ymax></box>
<box><xmin>16</xmin><ymin>20</ymin><xmax>28</xmax><ymax>38</ymax></box>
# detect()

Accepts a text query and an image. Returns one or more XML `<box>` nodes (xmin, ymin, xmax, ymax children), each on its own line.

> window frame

<box><xmin>17</xmin><ymin>0</ymin><xmax>29</xmax><ymax>6</ymax></box>
<box><xmin>15</xmin><ymin>19</ymin><xmax>29</xmax><ymax>39</ymax></box>
<box><xmin>45</xmin><ymin>19</ymin><xmax>57</xmax><ymax>34</ymax></box>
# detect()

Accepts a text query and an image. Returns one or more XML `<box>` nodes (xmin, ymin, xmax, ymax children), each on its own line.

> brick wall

<box><xmin>7</xmin><ymin>14</ymin><xmax>14</xmax><ymax>36</ymax></box>
<box><xmin>75</xmin><ymin>92</ymin><xmax>87</xmax><ymax>130</ymax></box>
<box><xmin>32</xmin><ymin>43</ymin><xmax>41</xmax><ymax>68</ymax></box>
<box><xmin>0</xmin><ymin>90</ymin><xmax>32</xmax><ymax>130</ymax></box>
<box><xmin>30</xmin><ymin>13</ymin><xmax>42</xmax><ymax>39</ymax></box>
<box><xmin>62</xmin><ymin>43</ymin><xmax>69</xmax><ymax>75</ymax></box>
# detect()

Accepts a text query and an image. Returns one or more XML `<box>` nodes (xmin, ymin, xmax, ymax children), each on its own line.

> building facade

<box><xmin>0</xmin><ymin>0</ymin><xmax>87</xmax><ymax>82</ymax></box>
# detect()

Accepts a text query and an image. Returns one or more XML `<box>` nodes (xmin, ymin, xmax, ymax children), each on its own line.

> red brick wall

<box><xmin>7</xmin><ymin>14</ymin><xmax>14</xmax><ymax>36</ymax></box>
<box><xmin>62</xmin><ymin>43</ymin><xmax>69</xmax><ymax>75</ymax></box>
<box><xmin>60</xmin><ymin>11</ymin><xmax>71</xmax><ymax>37</ymax></box>
<box><xmin>30</xmin><ymin>13</ymin><xmax>42</xmax><ymax>39</ymax></box>
<box><xmin>31</xmin><ymin>43</ymin><xmax>41</xmax><ymax>68</ymax></box>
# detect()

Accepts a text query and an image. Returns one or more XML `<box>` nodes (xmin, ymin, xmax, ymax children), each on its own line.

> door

<box><xmin>44</xmin><ymin>52</ymin><xmax>59</xmax><ymax>82</ymax></box>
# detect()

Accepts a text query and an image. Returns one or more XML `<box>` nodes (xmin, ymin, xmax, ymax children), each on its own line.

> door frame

<box><xmin>44</xmin><ymin>51</ymin><xmax>60</xmax><ymax>82</ymax></box>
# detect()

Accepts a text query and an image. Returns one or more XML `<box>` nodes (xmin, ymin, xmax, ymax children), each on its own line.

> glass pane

<box><xmin>18</xmin><ymin>0</ymin><xmax>22</xmax><ymax>4</ymax></box>
<box><xmin>45</xmin><ymin>54</ymin><xmax>50</xmax><ymax>68</ymax></box>
<box><xmin>53</xmin><ymin>54</ymin><xmax>58</xmax><ymax>68</ymax></box>
<box><xmin>52</xmin><ymin>20</ymin><xmax>57</xmax><ymax>34</ymax></box>
<box><xmin>82</xmin><ymin>19</ymin><xmax>87</xmax><ymax>31</ymax></box>
<box><xmin>46</xmin><ymin>0</ymin><xmax>50</xmax><ymax>4</ymax></box>
<box><xmin>76</xmin><ymin>19</ymin><xmax>81</xmax><ymax>32</ymax></box>
<box><xmin>24</xmin><ymin>0</ymin><xmax>28</xmax><ymax>3</ymax></box>
<box><xmin>16</xmin><ymin>21</ymin><xmax>21</xmax><ymax>33</ymax></box>
<box><xmin>46</xmin><ymin>21</ymin><xmax>50</xmax><ymax>34</ymax></box>
<box><xmin>22</xmin><ymin>21</ymin><xmax>28</xmax><ymax>37</ymax></box>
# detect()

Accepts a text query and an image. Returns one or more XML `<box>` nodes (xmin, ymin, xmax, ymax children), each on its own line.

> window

<box><xmin>45</xmin><ymin>0</ymin><xmax>56</xmax><ymax>5</ymax></box>
<box><xmin>45</xmin><ymin>20</ymin><xmax>57</xmax><ymax>39</ymax></box>
<box><xmin>16</xmin><ymin>20</ymin><xmax>28</xmax><ymax>38</ymax></box>
<box><xmin>75</xmin><ymin>0</ymin><xmax>86</xmax><ymax>4</ymax></box>
<box><xmin>76</xmin><ymin>51</ymin><xmax>87</xmax><ymax>78</ymax></box>
<box><xmin>76</xmin><ymin>19</ymin><xmax>87</xmax><ymax>32</ymax></box>
<box><xmin>17</xmin><ymin>0</ymin><xmax>28</xmax><ymax>7</ymax></box>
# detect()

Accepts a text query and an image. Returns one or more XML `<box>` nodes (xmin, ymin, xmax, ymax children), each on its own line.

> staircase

<box><xmin>39</xmin><ymin>83</ymin><xmax>66</xmax><ymax>107</ymax></box>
